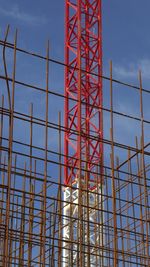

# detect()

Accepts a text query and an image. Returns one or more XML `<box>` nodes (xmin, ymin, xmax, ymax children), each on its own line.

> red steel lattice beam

<box><xmin>64</xmin><ymin>0</ymin><xmax>103</xmax><ymax>186</ymax></box>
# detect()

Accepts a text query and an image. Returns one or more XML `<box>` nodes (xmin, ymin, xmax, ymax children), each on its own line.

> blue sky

<box><xmin>0</xmin><ymin>3</ymin><xmax>150</xmax><ymax>264</ymax></box>
<box><xmin>0</xmin><ymin>1</ymin><xmax>150</xmax><ymax>167</ymax></box>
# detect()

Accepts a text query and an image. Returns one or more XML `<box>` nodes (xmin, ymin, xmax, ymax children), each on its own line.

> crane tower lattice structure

<box><xmin>64</xmin><ymin>0</ymin><xmax>103</xmax><ymax>266</ymax></box>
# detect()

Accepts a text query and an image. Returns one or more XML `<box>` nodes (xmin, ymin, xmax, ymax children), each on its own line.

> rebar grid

<box><xmin>0</xmin><ymin>27</ymin><xmax>150</xmax><ymax>266</ymax></box>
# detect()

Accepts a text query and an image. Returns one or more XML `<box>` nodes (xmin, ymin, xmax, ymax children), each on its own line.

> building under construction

<box><xmin>0</xmin><ymin>1</ymin><xmax>150</xmax><ymax>266</ymax></box>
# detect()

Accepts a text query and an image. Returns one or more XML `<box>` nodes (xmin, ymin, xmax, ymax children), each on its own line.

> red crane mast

<box><xmin>64</xmin><ymin>0</ymin><xmax>103</xmax><ymax>187</ymax></box>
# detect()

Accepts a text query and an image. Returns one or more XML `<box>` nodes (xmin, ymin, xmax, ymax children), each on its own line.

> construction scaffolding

<box><xmin>0</xmin><ymin>26</ymin><xmax>150</xmax><ymax>267</ymax></box>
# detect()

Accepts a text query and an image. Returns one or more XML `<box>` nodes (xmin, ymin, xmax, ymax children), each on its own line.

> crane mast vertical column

<box><xmin>64</xmin><ymin>0</ymin><xmax>103</xmax><ymax>266</ymax></box>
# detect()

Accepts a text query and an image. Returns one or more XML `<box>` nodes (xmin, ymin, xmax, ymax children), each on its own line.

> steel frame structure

<box><xmin>63</xmin><ymin>180</ymin><xmax>104</xmax><ymax>266</ymax></box>
<box><xmin>0</xmin><ymin>23</ymin><xmax>150</xmax><ymax>267</ymax></box>
<box><xmin>64</xmin><ymin>0</ymin><xmax>103</xmax><ymax>186</ymax></box>
<box><xmin>64</xmin><ymin>1</ymin><xmax>103</xmax><ymax>265</ymax></box>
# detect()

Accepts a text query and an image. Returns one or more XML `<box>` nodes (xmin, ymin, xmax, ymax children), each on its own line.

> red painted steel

<box><xmin>64</xmin><ymin>0</ymin><xmax>103</xmax><ymax>186</ymax></box>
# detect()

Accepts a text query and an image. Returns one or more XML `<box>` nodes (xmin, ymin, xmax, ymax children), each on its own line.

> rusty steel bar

<box><xmin>0</xmin><ymin>28</ymin><xmax>149</xmax><ymax>267</ymax></box>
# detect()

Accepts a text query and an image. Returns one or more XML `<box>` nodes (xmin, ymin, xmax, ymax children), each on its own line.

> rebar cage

<box><xmin>0</xmin><ymin>27</ymin><xmax>150</xmax><ymax>266</ymax></box>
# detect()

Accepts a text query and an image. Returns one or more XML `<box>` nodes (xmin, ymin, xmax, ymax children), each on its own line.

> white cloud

<box><xmin>0</xmin><ymin>5</ymin><xmax>47</xmax><ymax>25</ymax></box>
<box><xmin>113</xmin><ymin>59</ymin><xmax>150</xmax><ymax>80</ymax></box>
